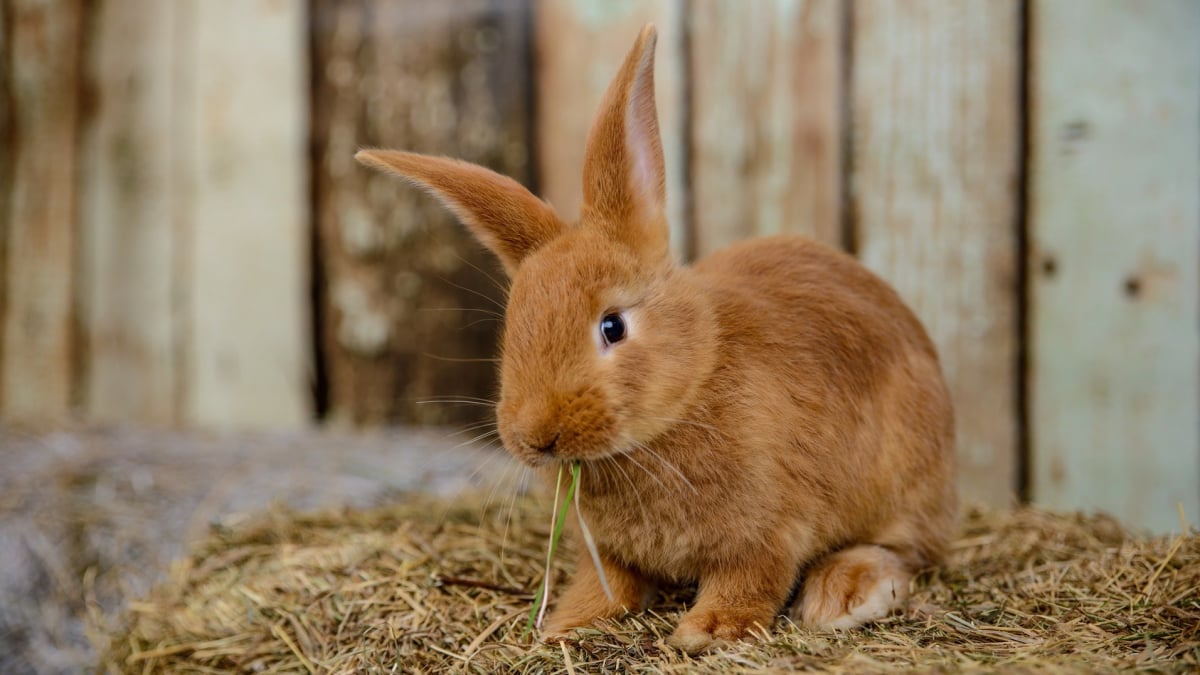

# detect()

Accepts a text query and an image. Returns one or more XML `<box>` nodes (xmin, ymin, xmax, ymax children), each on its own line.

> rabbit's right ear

<box><xmin>356</xmin><ymin>150</ymin><xmax>565</xmax><ymax>275</ymax></box>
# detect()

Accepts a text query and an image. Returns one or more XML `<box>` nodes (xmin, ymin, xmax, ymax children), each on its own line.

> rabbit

<box><xmin>356</xmin><ymin>24</ymin><xmax>956</xmax><ymax>653</ymax></box>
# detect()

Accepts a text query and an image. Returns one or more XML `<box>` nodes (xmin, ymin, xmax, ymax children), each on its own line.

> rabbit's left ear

<box><xmin>356</xmin><ymin>150</ymin><xmax>565</xmax><ymax>275</ymax></box>
<box><xmin>580</xmin><ymin>24</ymin><xmax>669</xmax><ymax>260</ymax></box>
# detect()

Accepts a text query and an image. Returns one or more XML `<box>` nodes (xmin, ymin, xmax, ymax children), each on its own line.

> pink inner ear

<box><xmin>626</xmin><ymin>115</ymin><xmax>657</xmax><ymax>212</ymax></box>
<box><xmin>624</xmin><ymin>63</ymin><xmax>665</xmax><ymax>218</ymax></box>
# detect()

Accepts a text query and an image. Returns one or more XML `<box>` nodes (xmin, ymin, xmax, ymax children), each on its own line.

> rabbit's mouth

<box><xmin>504</xmin><ymin>430</ymin><xmax>624</xmax><ymax>468</ymax></box>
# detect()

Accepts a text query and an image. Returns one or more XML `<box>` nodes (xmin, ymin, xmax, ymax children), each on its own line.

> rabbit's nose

<box><xmin>533</xmin><ymin>434</ymin><xmax>559</xmax><ymax>454</ymax></box>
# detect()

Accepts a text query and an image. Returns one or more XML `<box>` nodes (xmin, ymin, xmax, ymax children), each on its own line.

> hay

<box><xmin>94</xmin><ymin>497</ymin><xmax>1199</xmax><ymax>673</ymax></box>
<box><xmin>0</xmin><ymin>426</ymin><xmax>506</xmax><ymax>673</ymax></box>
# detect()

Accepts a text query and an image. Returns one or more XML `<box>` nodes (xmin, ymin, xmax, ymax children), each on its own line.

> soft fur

<box><xmin>357</xmin><ymin>25</ymin><xmax>956</xmax><ymax>653</ymax></box>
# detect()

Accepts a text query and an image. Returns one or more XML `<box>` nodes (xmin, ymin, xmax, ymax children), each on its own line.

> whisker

<box><xmin>448</xmin><ymin>429</ymin><xmax>500</xmax><ymax>452</ymax></box>
<box><xmin>499</xmin><ymin>465</ymin><xmax>529</xmax><ymax>570</ymax></box>
<box><xmin>462</xmin><ymin>445</ymin><xmax>507</xmax><ymax>487</ymax></box>
<box><xmin>630</xmin><ymin>440</ymin><xmax>698</xmax><ymax>495</ymax></box>
<box><xmin>416</xmin><ymin>394</ymin><xmax>496</xmax><ymax>404</ymax></box>
<box><xmin>646</xmin><ymin>416</ymin><xmax>721</xmax><ymax>433</ymax></box>
<box><xmin>415</xmin><ymin>398</ymin><xmax>497</xmax><ymax>409</ymax></box>
<box><xmin>425</xmin><ymin>444</ymin><xmax>501</xmax><ymax>528</ymax></box>
<box><xmin>462</xmin><ymin>316</ymin><xmax>502</xmax><ymax>329</ymax></box>
<box><xmin>419</xmin><ymin>306</ymin><xmax>505</xmax><ymax>320</ymax></box>
<box><xmin>616</xmin><ymin>448</ymin><xmax>670</xmax><ymax>493</ymax></box>
<box><xmin>421</xmin><ymin>353</ymin><xmax>500</xmax><ymax>363</ymax></box>
<box><xmin>435</xmin><ymin>274</ymin><xmax>506</xmax><ymax>311</ymax></box>
<box><xmin>452</xmin><ymin>251</ymin><xmax>510</xmax><ymax>299</ymax></box>
<box><xmin>478</xmin><ymin>455</ymin><xmax>518</xmax><ymax>531</ymax></box>
<box><xmin>601</xmin><ymin>455</ymin><xmax>648</xmax><ymax>524</ymax></box>
<box><xmin>444</xmin><ymin>420</ymin><xmax>499</xmax><ymax>437</ymax></box>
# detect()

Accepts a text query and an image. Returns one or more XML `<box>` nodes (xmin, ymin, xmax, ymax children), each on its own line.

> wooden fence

<box><xmin>0</xmin><ymin>0</ymin><xmax>1196</xmax><ymax>533</ymax></box>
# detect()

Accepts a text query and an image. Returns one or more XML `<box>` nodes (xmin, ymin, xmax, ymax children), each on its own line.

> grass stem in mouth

<box><xmin>573</xmin><ymin>462</ymin><xmax>613</xmax><ymax>603</ymax></box>
<box><xmin>526</xmin><ymin>461</ymin><xmax>612</xmax><ymax>636</ymax></box>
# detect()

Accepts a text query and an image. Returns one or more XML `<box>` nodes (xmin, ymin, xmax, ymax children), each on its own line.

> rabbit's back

<box><xmin>690</xmin><ymin>234</ymin><xmax>956</xmax><ymax>565</ymax></box>
<box><xmin>693</xmin><ymin>234</ymin><xmax>940</xmax><ymax>403</ymax></box>
<box><xmin>694</xmin><ymin>235</ymin><xmax>934</xmax><ymax>359</ymax></box>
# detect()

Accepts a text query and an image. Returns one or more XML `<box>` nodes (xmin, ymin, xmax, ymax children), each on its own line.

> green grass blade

<box><xmin>526</xmin><ymin>464</ymin><xmax>565</xmax><ymax>635</ymax></box>
<box><xmin>525</xmin><ymin>461</ymin><xmax>588</xmax><ymax>636</ymax></box>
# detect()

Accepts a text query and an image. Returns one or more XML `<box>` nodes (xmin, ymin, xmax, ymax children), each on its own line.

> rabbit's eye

<box><xmin>600</xmin><ymin>313</ymin><xmax>626</xmax><ymax>346</ymax></box>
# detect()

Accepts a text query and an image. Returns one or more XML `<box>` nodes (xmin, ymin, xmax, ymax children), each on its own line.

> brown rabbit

<box><xmin>357</xmin><ymin>25</ymin><xmax>956</xmax><ymax>653</ymax></box>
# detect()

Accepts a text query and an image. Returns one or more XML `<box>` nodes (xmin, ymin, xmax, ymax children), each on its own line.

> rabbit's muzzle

<box><xmin>498</xmin><ymin>385</ymin><xmax>618</xmax><ymax>467</ymax></box>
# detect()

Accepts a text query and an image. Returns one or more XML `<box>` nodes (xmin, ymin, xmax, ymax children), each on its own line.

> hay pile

<box><xmin>95</xmin><ymin>497</ymin><xmax>1199</xmax><ymax>673</ymax></box>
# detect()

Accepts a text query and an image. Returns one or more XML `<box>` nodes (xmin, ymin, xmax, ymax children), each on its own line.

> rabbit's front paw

<box><xmin>666</xmin><ymin>607</ymin><xmax>771</xmax><ymax>654</ymax></box>
<box><xmin>540</xmin><ymin>608</ymin><xmax>596</xmax><ymax>641</ymax></box>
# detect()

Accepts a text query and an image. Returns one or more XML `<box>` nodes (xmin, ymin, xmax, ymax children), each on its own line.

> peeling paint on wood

<box><xmin>689</xmin><ymin>0</ymin><xmax>843</xmax><ymax>256</ymax></box>
<box><xmin>1029</xmin><ymin>0</ymin><xmax>1200</xmax><ymax>532</ymax></box>
<box><xmin>852</xmin><ymin>2</ymin><xmax>1021</xmax><ymax>507</ymax></box>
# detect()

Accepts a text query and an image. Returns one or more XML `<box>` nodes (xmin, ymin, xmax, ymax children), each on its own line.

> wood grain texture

<box><xmin>77</xmin><ymin>0</ymin><xmax>177</xmax><ymax>424</ymax></box>
<box><xmin>0</xmin><ymin>0</ymin><xmax>84</xmax><ymax>420</ymax></box>
<box><xmin>179</xmin><ymin>0</ymin><xmax>310</xmax><ymax>428</ymax></box>
<box><xmin>313</xmin><ymin>0</ymin><xmax>528</xmax><ymax>426</ymax></box>
<box><xmin>535</xmin><ymin>0</ymin><xmax>688</xmax><ymax>257</ymax></box>
<box><xmin>1029</xmin><ymin>0</ymin><xmax>1199</xmax><ymax>532</ymax></box>
<box><xmin>0</xmin><ymin>2</ymin><xmax>10</xmax><ymax>397</ymax></box>
<box><xmin>851</xmin><ymin>2</ymin><xmax>1020</xmax><ymax>506</ymax></box>
<box><xmin>689</xmin><ymin>0</ymin><xmax>842</xmax><ymax>257</ymax></box>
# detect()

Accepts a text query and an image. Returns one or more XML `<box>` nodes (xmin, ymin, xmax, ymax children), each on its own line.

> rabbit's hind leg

<box><xmin>791</xmin><ymin>544</ymin><xmax>911</xmax><ymax>630</ymax></box>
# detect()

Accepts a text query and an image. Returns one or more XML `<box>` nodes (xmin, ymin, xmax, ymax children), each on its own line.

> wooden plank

<box><xmin>0</xmin><ymin>3</ymin><xmax>11</xmax><ymax>390</ymax></box>
<box><xmin>1029</xmin><ymin>0</ymin><xmax>1199</xmax><ymax>532</ymax></box>
<box><xmin>0</xmin><ymin>0</ymin><xmax>84</xmax><ymax>421</ymax></box>
<box><xmin>179</xmin><ymin>0</ymin><xmax>309</xmax><ymax>428</ymax></box>
<box><xmin>312</xmin><ymin>0</ymin><xmax>529</xmax><ymax>426</ymax></box>
<box><xmin>535</xmin><ymin>0</ymin><xmax>688</xmax><ymax>257</ymax></box>
<box><xmin>77</xmin><ymin>0</ymin><xmax>177</xmax><ymax>424</ymax></box>
<box><xmin>851</xmin><ymin>2</ymin><xmax>1021</xmax><ymax>506</ymax></box>
<box><xmin>689</xmin><ymin>0</ymin><xmax>843</xmax><ymax>257</ymax></box>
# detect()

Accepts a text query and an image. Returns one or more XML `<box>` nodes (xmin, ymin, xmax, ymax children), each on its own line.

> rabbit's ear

<box><xmin>356</xmin><ymin>150</ymin><xmax>565</xmax><ymax>275</ymax></box>
<box><xmin>580</xmin><ymin>25</ymin><xmax>669</xmax><ymax>260</ymax></box>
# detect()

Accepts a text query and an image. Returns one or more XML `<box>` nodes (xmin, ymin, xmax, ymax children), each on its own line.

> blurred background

<box><xmin>1</xmin><ymin>0</ymin><xmax>1196</xmax><ymax>535</ymax></box>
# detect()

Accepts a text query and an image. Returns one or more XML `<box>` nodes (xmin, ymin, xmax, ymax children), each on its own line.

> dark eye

<box><xmin>600</xmin><ymin>313</ymin><xmax>626</xmax><ymax>346</ymax></box>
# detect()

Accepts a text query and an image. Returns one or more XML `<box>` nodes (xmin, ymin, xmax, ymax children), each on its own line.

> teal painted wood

<box><xmin>1029</xmin><ymin>0</ymin><xmax>1200</xmax><ymax>533</ymax></box>
<box><xmin>852</xmin><ymin>2</ymin><xmax>1022</xmax><ymax>507</ymax></box>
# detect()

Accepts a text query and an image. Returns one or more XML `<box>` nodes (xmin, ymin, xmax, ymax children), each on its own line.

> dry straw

<box><xmin>95</xmin><ymin>497</ymin><xmax>1199</xmax><ymax>673</ymax></box>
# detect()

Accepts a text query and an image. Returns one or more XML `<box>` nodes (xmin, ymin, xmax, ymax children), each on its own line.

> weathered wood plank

<box><xmin>77</xmin><ymin>0</ymin><xmax>177</xmax><ymax>424</ymax></box>
<box><xmin>0</xmin><ymin>3</ymin><xmax>11</xmax><ymax>391</ymax></box>
<box><xmin>535</xmin><ymin>0</ymin><xmax>688</xmax><ymax>257</ymax></box>
<box><xmin>852</xmin><ymin>2</ymin><xmax>1021</xmax><ymax>506</ymax></box>
<box><xmin>313</xmin><ymin>0</ymin><xmax>528</xmax><ymax>426</ymax></box>
<box><xmin>689</xmin><ymin>0</ymin><xmax>843</xmax><ymax>256</ymax></box>
<box><xmin>180</xmin><ymin>0</ymin><xmax>309</xmax><ymax>428</ymax></box>
<box><xmin>0</xmin><ymin>0</ymin><xmax>84</xmax><ymax>420</ymax></box>
<box><xmin>1029</xmin><ymin>0</ymin><xmax>1199</xmax><ymax>532</ymax></box>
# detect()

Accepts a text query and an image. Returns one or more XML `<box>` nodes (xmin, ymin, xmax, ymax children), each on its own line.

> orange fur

<box><xmin>357</xmin><ymin>24</ymin><xmax>957</xmax><ymax>654</ymax></box>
